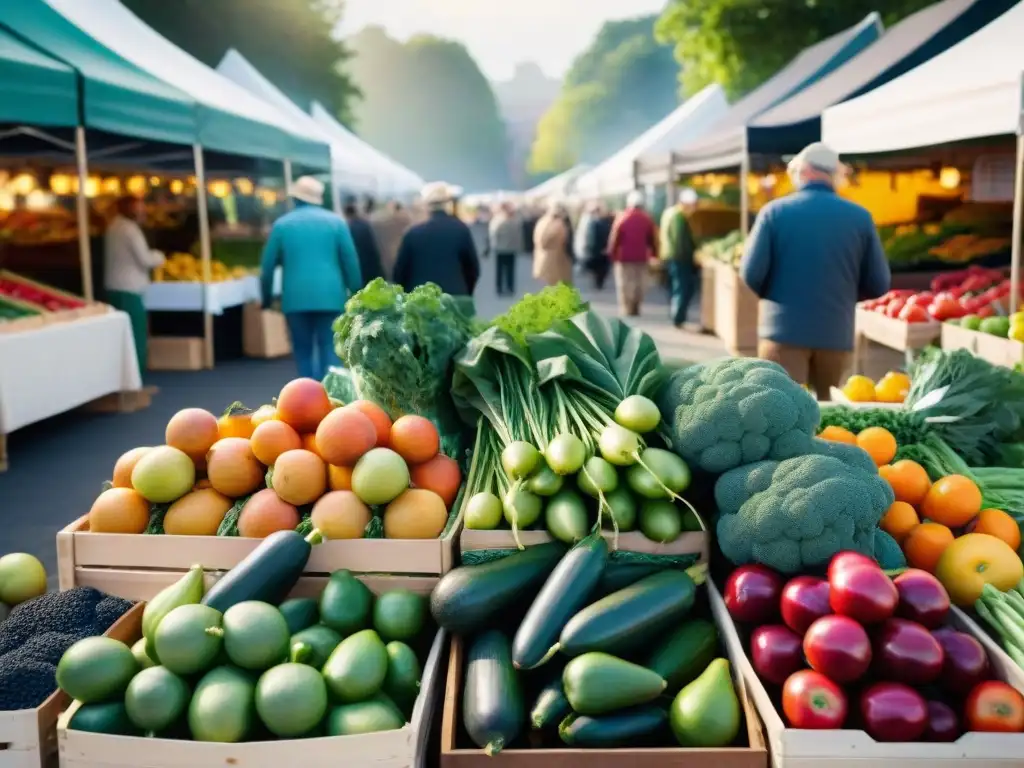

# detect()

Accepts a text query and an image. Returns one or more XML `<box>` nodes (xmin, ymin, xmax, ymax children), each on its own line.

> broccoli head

<box><xmin>715</xmin><ymin>452</ymin><xmax>895</xmax><ymax>574</ymax></box>
<box><xmin>658</xmin><ymin>357</ymin><xmax>820</xmax><ymax>475</ymax></box>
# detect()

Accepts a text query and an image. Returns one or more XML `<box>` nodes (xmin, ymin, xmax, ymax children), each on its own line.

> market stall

<box><xmin>823</xmin><ymin>0</ymin><xmax>1024</xmax><ymax>371</ymax></box>
<box><xmin>523</xmin><ymin>164</ymin><xmax>592</xmax><ymax>201</ymax></box>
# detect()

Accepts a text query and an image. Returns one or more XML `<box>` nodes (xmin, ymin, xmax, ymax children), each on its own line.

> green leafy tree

<box><xmin>123</xmin><ymin>0</ymin><xmax>359</xmax><ymax>124</ymax></box>
<box><xmin>528</xmin><ymin>16</ymin><xmax>679</xmax><ymax>176</ymax></box>
<box><xmin>347</xmin><ymin>28</ymin><xmax>511</xmax><ymax>191</ymax></box>
<box><xmin>656</xmin><ymin>0</ymin><xmax>938</xmax><ymax>99</ymax></box>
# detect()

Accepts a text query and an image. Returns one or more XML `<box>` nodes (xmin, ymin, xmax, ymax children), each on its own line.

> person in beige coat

<box><xmin>533</xmin><ymin>202</ymin><xmax>573</xmax><ymax>286</ymax></box>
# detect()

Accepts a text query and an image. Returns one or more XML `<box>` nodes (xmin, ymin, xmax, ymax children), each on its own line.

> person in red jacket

<box><xmin>608</xmin><ymin>190</ymin><xmax>658</xmax><ymax>316</ymax></box>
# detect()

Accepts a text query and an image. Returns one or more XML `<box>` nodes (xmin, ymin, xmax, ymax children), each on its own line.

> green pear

<box><xmin>670</xmin><ymin>657</ymin><xmax>741</xmax><ymax>747</ymax></box>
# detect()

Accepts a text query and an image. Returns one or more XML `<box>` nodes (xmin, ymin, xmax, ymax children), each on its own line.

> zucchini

<box><xmin>463</xmin><ymin>631</ymin><xmax>524</xmax><ymax>755</ymax></box>
<box><xmin>557</xmin><ymin>567</ymin><xmax>703</xmax><ymax>657</ymax></box>
<box><xmin>562</xmin><ymin>652</ymin><xmax>665</xmax><ymax>715</ymax></box>
<box><xmin>512</xmin><ymin>533</ymin><xmax>607</xmax><ymax>669</ymax></box>
<box><xmin>558</xmin><ymin>705</ymin><xmax>667</xmax><ymax>747</ymax></box>
<box><xmin>646</xmin><ymin>619</ymin><xmax>718</xmax><ymax>692</ymax></box>
<box><xmin>530</xmin><ymin>675</ymin><xmax>570</xmax><ymax>730</ymax></box>
<box><xmin>430</xmin><ymin>542</ymin><xmax>566</xmax><ymax>635</ymax></box>
<box><xmin>202</xmin><ymin>529</ymin><xmax>323</xmax><ymax>612</ymax></box>
<box><xmin>593</xmin><ymin>561</ymin><xmax>665</xmax><ymax>597</ymax></box>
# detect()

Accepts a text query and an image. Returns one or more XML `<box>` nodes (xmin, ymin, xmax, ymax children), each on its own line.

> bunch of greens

<box><xmin>490</xmin><ymin>284</ymin><xmax>588</xmax><ymax>345</ymax></box>
<box><xmin>905</xmin><ymin>348</ymin><xmax>1024</xmax><ymax>466</ymax></box>
<box><xmin>333</xmin><ymin>279</ymin><xmax>472</xmax><ymax>437</ymax></box>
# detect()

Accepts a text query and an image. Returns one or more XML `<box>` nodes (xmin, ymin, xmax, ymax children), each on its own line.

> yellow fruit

<box><xmin>163</xmin><ymin>488</ymin><xmax>233</xmax><ymax>536</ymax></box>
<box><xmin>876</xmin><ymin>372</ymin><xmax>911</xmax><ymax>403</ymax></box>
<box><xmin>310</xmin><ymin>491</ymin><xmax>371</xmax><ymax>539</ymax></box>
<box><xmin>935</xmin><ymin>533</ymin><xmax>1024</xmax><ymax>606</ymax></box>
<box><xmin>842</xmin><ymin>375</ymin><xmax>876</xmax><ymax>402</ymax></box>
<box><xmin>383</xmin><ymin>489</ymin><xmax>447</xmax><ymax>539</ymax></box>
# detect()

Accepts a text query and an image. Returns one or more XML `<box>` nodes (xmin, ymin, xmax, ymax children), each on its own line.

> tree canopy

<box><xmin>656</xmin><ymin>0</ymin><xmax>938</xmax><ymax>99</ymax></box>
<box><xmin>347</xmin><ymin>27</ymin><xmax>511</xmax><ymax>192</ymax></box>
<box><xmin>527</xmin><ymin>16</ymin><xmax>679</xmax><ymax>177</ymax></box>
<box><xmin>123</xmin><ymin>0</ymin><xmax>359</xmax><ymax>124</ymax></box>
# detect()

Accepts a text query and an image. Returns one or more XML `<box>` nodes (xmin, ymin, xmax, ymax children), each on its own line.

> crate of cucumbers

<box><xmin>432</xmin><ymin>534</ymin><xmax>767</xmax><ymax>767</ymax></box>
<box><xmin>54</xmin><ymin>531</ymin><xmax>446</xmax><ymax>768</ymax></box>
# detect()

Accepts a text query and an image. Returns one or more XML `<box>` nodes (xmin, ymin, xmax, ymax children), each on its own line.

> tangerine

<box><xmin>879</xmin><ymin>460</ymin><xmax>931</xmax><ymax>506</ymax></box>
<box><xmin>880</xmin><ymin>500</ymin><xmax>920</xmax><ymax>544</ymax></box>
<box><xmin>856</xmin><ymin>427</ymin><xmax>898</xmax><ymax>466</ymax></box>
<box><xmin>903</xmin><ymin>521</ymin><xmax>955</xmax><ymax>573</ymax></box>
<box><xmin>921</xmin><ymin>474</ymin><xmax>983</xmax><ymax>528</ymax></box>
<box><xmin>819</xmin><ymin>426</ymin><xmax>857</xmax><ymax>445</ymax></box>
<box><xmin>842</xmin><ymin>375</ymin><xmax>876</xmax><ymax>403</ymax></box>
<box><xmin>876</xmin><ymin>372</ymin><xmax>911</xmax><ymax>404</ymax></box>
<box><xmin>390</xmin><ymin>415</ymin><xmax>440</xmax><ymax>465</ymax></box>
<box><xmin>967</xmin><ymin>508</ymin><xmax>1022</xmax><ymax>552</ymax></box>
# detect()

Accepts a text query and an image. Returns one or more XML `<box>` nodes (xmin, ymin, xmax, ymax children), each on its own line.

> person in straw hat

<box><xmin>739</xmin><ymin>142</ymin><xmax>890</xmax><ymax>399</ymax></box>
<box><xmin>392</xmin><ymin>182</ymin><xmax>480</xmax><ymax>296</ymax></box>
<box><xmin>260</xmin><ymin>175</ymin><xmax>362</xmax><ymax>381</ymax></box>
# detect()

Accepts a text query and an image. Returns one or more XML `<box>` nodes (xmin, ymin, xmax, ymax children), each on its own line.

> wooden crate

<box><xmin>709</xmin><ymin>580</ymin><xmax>1024</xmax><ymax>768</ymax></box>
<box><xmin>57</xmin><ymin>514</ymin><xmax>459</xmax><ymax>598</ymax></box>
<box><xmin>147</xmin><ymin>337</ymin><xmax>203</xmax><ymax>371</ymax></box>
<box><xmin>941</xmin><ymin>323</ymin><xmax>1024</xmax><ymax>368</ymax></box>
<box><xmin>440</xmin><ymin>616</ymin><xmax>767</xmax><ymax>767</ymax></box>
<box><xmin>242</xmin><ymin>302</ymin><xmax>291</xmax><ymax>359</ymax></box>
<box><xmin>57</xmin><ymin>575</ymin><xmax>446</xmax><ymax>768</ymax></box>
<box><xmin>0</xmin><ymin>604</ymin><xmax>142</xmax><ymax>768</ymax></box>
<box><xmin>712</xmin><ymin>262</ymin><xmax>758</xmax><ymax>357</ymax></box>
<box><xmin>700</xmin><ymin>262</ymin><xmax>716</xmax><ymax>333</ymax></box>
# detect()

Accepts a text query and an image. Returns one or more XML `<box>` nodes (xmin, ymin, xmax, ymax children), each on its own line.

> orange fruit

<box><xmin>856</xmin><ymin>427</ymin><xmax>898</xmax><ymax>467</ymax></box>
<box><xmin>876</xmin><ymin>372</ymin><xmax>911</xmax><ymax>404</ymax></box>
<box><xmin>819</xmin><ymin>426</ymin><xmax>857</xmax><ymax>445</ymax></box>
<box><xmin>967</xmin><ymin>508</ymin><xmax>1022</xmax><ymax>552</ymax></box>
<box><xmin>921</xmin><ymin>474</ymin><xmax>983</xmax><ymax>528</ymax></box>
<box><xmin>328</xmin><ymin>464</ymin><xmax>354</xmax><ymax>491</ymax></box>
<box><xmin>903</xmin><ymin>522</ymin><xmax>955</xmax><ymax>573</ymax></box>
<box><xmin>879</xmin><ymin>460</ymin><xmax>931</xmax><ymax>506</ymax></box>
<box><xmin>390</xmin><ymin>415</ymin><xmax>440</xmax><ymax>465</ymax></box>
<box><xmin>842</xmin><ymin>375</ymin><xmax>876</xmax><ymax>402</ymax></box>
<box><xmin>251</xmin><ymin>404</ymin><xmax>278</xmax><ymax>427</ymax></box>
<box><xmin>880</xmin><ymin>501</ymin><xmax>920</xmax><ymax>544</ymax></box>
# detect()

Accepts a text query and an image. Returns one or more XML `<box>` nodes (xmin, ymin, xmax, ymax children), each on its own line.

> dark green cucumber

<box><xmin>202</xmin><ymin>529</ymin><xmax>323</xmax><ymax>612</ymax></box>
<box><xmin>593</xmin><ymin>562</ymin><xmax>665</xmax><ymax>597</ymax></box>
<box><xmin>430</xmin><ymin>542</ymin><xmax>566</xmax><ymax>635</ymax></box>
<box><xmin>463</xmin><ymin>631</ymin><xmax>524</xmax><ymax>755</ymax></box>
<box><xmin>646</xmin><ymin>619</ymin><xmax>718</xmax><ymax>692</ymax></box>
<box><xmin>557</xmin><ymin>567</ymin><xmax>703</xmax><ymax>657</ymax></box>
<box><xmin>530</xmin><ymin>676</ymin><xmax>571</xmax><ymax>730</ymax></box>
<box><xmin>563</xmin><ymin>652</ymin><xmax>666</xmax><ymax>715</ymax></box>
<box><xmin>558</xmin><ymin>705</ymin><xmax>667</xmax><ymax>747</ymax></box>
<box><xmin>512</xmin><ymin>533</ymin><xmax>608</xmax><ymax>669</ymax></box>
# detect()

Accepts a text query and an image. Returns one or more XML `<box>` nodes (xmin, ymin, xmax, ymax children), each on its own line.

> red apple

<box><xmin>750</xmin><ymin>625</ymin><xmax>804</xmax><ymax>685</ymax></box>
<box><xmin>874</xmin><ymin>618</ymin><xmax>944</xmax><ymax>685</ymax></box>
<box><xmin>723</xmin><ymin>565</ymin><xmax>783</xmax><ymax>624</ymax></box>
<box><xmin>924</xmin><ymin>700</ymin><xmax>960</xmax><ymax>742</ymax></box>
<box><xmin>931</xmin><ymin>628</ymin><xmax>991</xmax><ymax>695</ymax></box>
<box><xmin>860</xmin><ymin>683</ymin><xmax>928</xmax><ymax>742</ymax></box>
<box><xmin>830</xmin><ymin>562</ymin><xmax>898</xmax><ymax>624</ymax></box>
<box><xmin>781</xmin><ymin>576</ymin><xmax>831</xmax><ymax>635</ymax></box>
<box><xmin>827</xmin><ymin>551</ymin><xmax>875</xmax><ymax>582</ymax></box>
<box><xmin>803</xmin><ymin>615</ymin><xmax>871</xmax><ymax>683</ymax></box>
<box><xmin>894</xmin><ymin>570</ymin><xmax>950</xmax><ymax>629</ymax></box>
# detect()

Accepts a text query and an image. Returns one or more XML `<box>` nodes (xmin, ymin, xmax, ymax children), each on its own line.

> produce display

<box><xmin>0</xmin><ymin>295</ymin><xmax>41</xmax><ymax>323</ymax></box>
<box><xmin>880</xmin><ymin>206</ymin><xmax>1011</xmax><ymax>271</ymax></box>
<box><xmin>88</xmin><ymin>377</ymin><xmax>461</xmax><ymax>541</ymax></box>
<box><xmin>431</xmin><ymin>536</ymin><xmax>747</xmax><ymax>752</ymax></box>
<box><xmin>696</xmin><ymin>230</ymin><xmax>744</xmax><ymax>268</ymax></box>
<box><xmin>0</xmin><ymin>272</ymin><xmax>86</xmax><ymax>312</ymax></box>
<box><xmin>859</xmin><ymin>267</ymin><xmax>1016</xmax><ymax>324</ymax></box>
<box><xmin>724</xmin><ymin>552</ymin><xmax>1024</xmax><ymax>739</ymax></box>
<box><xmin>58</xmin><ymin>558</ymin><xmax>434</xmax><ymax>741</ymax></box>
<box><xmin>838</xmin><ymin>371</ymin><xmax>911</xmax><ymax>404</ymax></box>
<box><xmin>152</xmin><ymin>252</ymin><xmax>253</xmax><ymax>283</ymax></box>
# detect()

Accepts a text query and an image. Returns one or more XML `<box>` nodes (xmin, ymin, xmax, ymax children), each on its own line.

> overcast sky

<box><xmin>339</xmin><ymin>0</ymin><xmax>668</xmax><ymax>81</ymax></box>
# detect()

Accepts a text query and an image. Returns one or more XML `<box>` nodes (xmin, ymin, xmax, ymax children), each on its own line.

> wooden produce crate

<box><xmin>57</xmin><ymin>575</ymin><xmax>446</xmax><ymax>768</ymax></box>
<box><xmin>941</xmin><ymin>323</ymin><xmax>1024</xmax><ymax>368</ymax></box>
<box><xmin>701</xmin><ymin>262</ymin><xmax>716</xmax><ymax>333</ymax></box>
<box><xmin>242</xmin><ymin>302</ymin><xmax>291</xmax><ymax>359</ymax></box>
<box><xmin>712</xmin><ymin>261</ymin><xmax>758</xmax><ymax>357</ymax></box>
<box><xmin>0</xmin><ymin>603</ymin><xmax>142</xmax><ymax>768</ymax></box>
<box><xmin>440</xmin><ymin>605</ymin><xmax>768</xmax><ymax>767</ymax></box>
<box><xmin>709</xmin><ymin>580</ymin><xmax>1024</xmax><ymax>768</ymax></box>
<box><xmin>852</xmin><ymin>308</ymin><xmax>940</xmax><ymax>374</ymax></box>
<box><xmin>57</xmin><ymin>513</ymin><xmax>460</xmax><ymax>599</ymax></box>
<box><xmin>147</xmin><ymin>336</ymin><xmax>203</xmax><ymax>371</ymax></box>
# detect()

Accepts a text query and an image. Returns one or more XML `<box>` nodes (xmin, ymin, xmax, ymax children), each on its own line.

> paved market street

<box><xmin>0</xmin><ymin>254</ymin><xmax>718</xmax><ymax>580</ymax></box>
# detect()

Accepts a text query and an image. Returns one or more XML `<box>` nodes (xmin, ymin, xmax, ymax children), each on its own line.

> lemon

<box><xmin>842</xmin><ymin>375</ymin><xmax>877</xmax><ymax>403</ymax></box>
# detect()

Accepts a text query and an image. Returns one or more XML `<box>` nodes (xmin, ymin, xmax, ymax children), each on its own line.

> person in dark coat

<box><xmin>584</xmin><ymin>203</ymin><xmax>614</xmax><ymax>290</ymax></box>
<box><xmin>343</xmin><ymin>196</ymin><xmax>384</xmax><ymax>287</ymax></box>
<box><xmin>392</xmin><ymin>182</ymin><xmax>480</xmax><ymax>296</ymax></box>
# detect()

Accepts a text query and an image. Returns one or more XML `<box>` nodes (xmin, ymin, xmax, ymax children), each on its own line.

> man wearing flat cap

<box><xmin>739</xmin><ymin>142</ymin><xmax>890</xmax><ymax>399</ymax></box>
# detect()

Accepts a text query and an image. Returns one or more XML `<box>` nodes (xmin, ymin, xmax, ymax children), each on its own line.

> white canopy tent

<box><xmin>524</xmin><ymin>164</ymin><xmax>591</xmax><ymax>200</ymax></box>
<box><xmin>216</xmin><ymin>49</ymin><xmax>380</xmax><ymax>199</ymax></box>
<box><xmin>309</xmin><ymin>102</ymin><xmax>424</xmax><ymax>198</ymax></box>
<box><xmin>574</xmin><ymin>84</ymin><xmax>729</xmax><ymax>197</ymax></box>
<box><xmin>822</xmin><ymin>1</ymin><xmax>1024</xmax><ymax>311</ymax></box>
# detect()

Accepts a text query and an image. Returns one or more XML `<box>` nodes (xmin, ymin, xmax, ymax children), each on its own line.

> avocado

<box><xmin>124</xmin><ymin>666</ymin><xmax>190</xmax><ymax>735</ymax></box>
<box><xmin>56</xmin><ymin>637</ymin><xmax>138</xmax><ymax>703</ymax></box>
<box><xmin>222</xmin><ymin>602</ymin><xmax>290</xmax><ymax>671</ymax></box>
<box><xmin>322</xmin><ymin>629</ymin><xmax>388</xmax><ymax>703</ymax></box>
<box><xmin>372</xmin><ymin>590</ymin><xmax>425</xmax><ymax>642</ymax></box>
<box><xmin>278</xmin><ymin>598</ymin><xmax>319</xmax><ymax>634</ymax></box>
<box><xmin>326</xmin><ymin>695</ymin><xmax>405</xmax><ymax>736</ymax></box>
<box><xmin>67</xmin><ymin>701</ymin><xmax>139</xmax><ymax>735</ymax></box>
<box><xmin>255</xmin><ymin>662</ymin><xmax>328</xmax><ymax>737</ymax></box>
<box><xmin>188</xmin><ymin>666</ymin><xmax>256</xmax><ymax>743</ymax></box>
<box><xmin>382</xmin><ymin>641</ymin><xmax>422</xmax><ymax>716</ymax></box>
<box><xmin>290</xmin><ymin>625</ymin><xmax>342</xmax><ymax>669</ymax></box>
<box><xmin>319</xmin><ymin>570</ymin><xmax>372</xmax><ymax>635</ymax></box>
<box><xmin>153</xmin><ymin>604</ymin><xmax>224</xmax><ymax>676</ymax></box>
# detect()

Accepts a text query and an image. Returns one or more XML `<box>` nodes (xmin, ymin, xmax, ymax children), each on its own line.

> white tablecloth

<box><xmin>0</xmin><ymin>311</ymin><xmax>143</xmax><ymax>433</ymax></box>
<box><xmin>144</xmin><ymin>276</ymin><xmax>261</xmax><ymax>315</ymax></box>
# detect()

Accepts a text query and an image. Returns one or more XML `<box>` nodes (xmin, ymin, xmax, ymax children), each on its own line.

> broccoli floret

<box><xmin>874</xmin><ymin>529</ymin><xmax>907</xmax><ymax>570</ymax></box>
<box><xmin>715</xmin><ymin>453</ymin><xmax>895</xmax><ymax>574</ymax></box>
<box><xmin>0</xmin><ymin>660</ymin><xmax>57</xmax><ymax>711</ymax></box>
<box><xmin>93</xmin><ymin>595</ymin><xmax>134</xmax><ymax>634</ymax></box>
<box><xmin>658</xmin><ymin>357</ymin><xmax>820</xmax><ymax>474</ymax></box>
<box><xmin>12</xmin><ymin>632</ymin><xmax>80</xmax><ymax>666</ymax></box>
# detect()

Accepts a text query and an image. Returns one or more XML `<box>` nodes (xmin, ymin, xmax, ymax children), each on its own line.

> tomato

<box><xmin>906</xmin><ymin>293</ymin><xmax>934</xmax><ymax>308</ymax></box>
<box><xmin>899</xmin><ymin>305</ymin><xmax>930</xmax><ymax>323</ymax></box>
<box><xmin>965</xmin><ymin>681</ymin><xmax>1024</xmax><ymax>732</ymax></box>
<box><xmin>782</xmin><ymin>670</ymin><xmax>848</xmax><ymax>729</ymax></box>
<box><xmin>934</xmin><ymin>533</ymin><xmax>1024</xmax><ymax>607</ymax></box>
<box><xmin>977</xmin><ymin>304</ymin><xmax>996</xmax><ymax>319</ymax></box>
<box><xmin>885</xmin><ymin>298</ymin><xmax>907</xmax><ymax>318</ymax></box>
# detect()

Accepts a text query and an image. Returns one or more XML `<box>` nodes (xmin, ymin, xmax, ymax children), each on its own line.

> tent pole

<box><xmin>193</xmin><ymin>143</ymin><xmax>215</xmax><ymax>369</ymax></box>
<box><xmin>1011</xmin><ymin>132</ymin><xmax>1024</xmax><ymax>315</ymax></box>
<box><xmin>74</xmin><ymin>127</ymin><xmax>94</xmax><ymax>302</ymax></box>
<box><xmin>739</xmin><ymin>134</ymin><xmax>751</xmax><ymax>238</ymax></box>
<box><xmin>283</xmin><ymin>159</ymin><xmax>294</xmax><ymax>210</ymax></box>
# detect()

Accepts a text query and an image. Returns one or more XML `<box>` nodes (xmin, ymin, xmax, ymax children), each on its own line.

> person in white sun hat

<box><xmin>392</xmin><ymin>182</ymin><xmax>480</xmax><ymax>297</ymax></box>
<box><xmin>660</xmin><ymin>187</ymin><xmax>700</xmax><ymax>328</ymax></box>
<box><xmin>260</xmin><ymin>175</ymin><xmax>362</xmax><ymax>381</ymax></box>
<box><xmin>739</xmin><ymin>142</ymin><xmax>890</xmax><ymax>400</ymax></box>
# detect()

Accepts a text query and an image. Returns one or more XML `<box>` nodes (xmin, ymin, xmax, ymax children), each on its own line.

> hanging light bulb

<box><xmin>11</xmin><ymin>173</ymin><xmax>37</xmax><ymax>195</ymax></box>
<box><xmin>102</xmin><ymin>176</ymin><xmax>121</xmax><ymax>195</ymax></box>
<box><xmin>84</xmin><ymin>177</ymin><xmax>100</xmax><ymax>198</ymax></box>
<box><xmin>150</xmin><ymin>176</ymin><xmax>162</xmax><ymax>187</ymax></box>
<box><xmin>126</xmin><ymin>175</ymin><xmax>148</xmax><ymax>196</ymax></box>
<box><xmin>207</xmin><ymin>180</ymin><xmax>232</xmax><ymax>199</ymax></box>
<box><xmin>939</xmin><ymin>167</ymin><xmax>961</xmax><ymax>190</ymax></box>
<box><xmin>761</xmin><ymin>174</ymin><xmax>777</xmax><ymax>189</ymax></box>
<box><xmin>746</xmin><ymin>176</ymin><xmax>760</xmax><ymax>196</ymax></box>
<box><xmin>50</xmin><ymin>174</ymin><xmax>74</xmax><ymax>196</ymax></box>
<box><xmin>169</xmin><ymin>179</ymin><xmax>185</xmax><ymax>195</ymax></box>
<box><xmin>257</xmin><ymin>187</ymin><xmax>278</xmax><ymax>207</ymax></box>
<box><xmin>708</xmin><ymin>182</ymin><xmax>724</xmax><ymax>198</ymax></box>
<box><xmin>0</xmin><ymin>190</ymin><xmax>14</xmax><ymax>211</ymax></box>
<box><xmin>25</xmin><ymin>190</ymin><xmax>53</xmax><ymax>211</ymax></box>
<box><xmin>234</xmin><ymin>178</ymin><xmax>254</xmax><ymax>196</ymax></box>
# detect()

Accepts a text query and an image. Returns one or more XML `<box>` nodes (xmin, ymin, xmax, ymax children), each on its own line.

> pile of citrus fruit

<box><xmin>840</xmin><ymin>371</ymin><xmax>911</xmax><ymax>404</ymax></box>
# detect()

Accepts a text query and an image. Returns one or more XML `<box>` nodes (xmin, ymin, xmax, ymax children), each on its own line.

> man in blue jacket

<box><xmin>739</xmin><ymin>142</ymin><xmax>890</xmax><ymax>400</ymax></box>
<box><xmin>261</xmin><ymin>176</ymin><xmax>362</xmax><ymax>381</ymax></box>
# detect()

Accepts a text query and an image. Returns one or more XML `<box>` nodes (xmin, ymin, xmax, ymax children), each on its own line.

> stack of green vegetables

<box><xmin>975</xmin><ymin>583</ymin><xmax>1024</xmax><ymax>669</ymax></box>
<box><xmin>430</xmin><ymin>535</ymin><xmax>745</xmax><ymax>752</ymax></box>
<box><xmin>452</xmin><ymin>290</ymin><xmax>702</xmax><ymax>551</ymax></box>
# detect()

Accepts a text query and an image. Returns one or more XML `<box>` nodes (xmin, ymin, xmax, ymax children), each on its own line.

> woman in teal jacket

<box><xmin>261</xmin><ymin>176</ymin><xmax>362</xmax><ymax>381</ymax></box>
